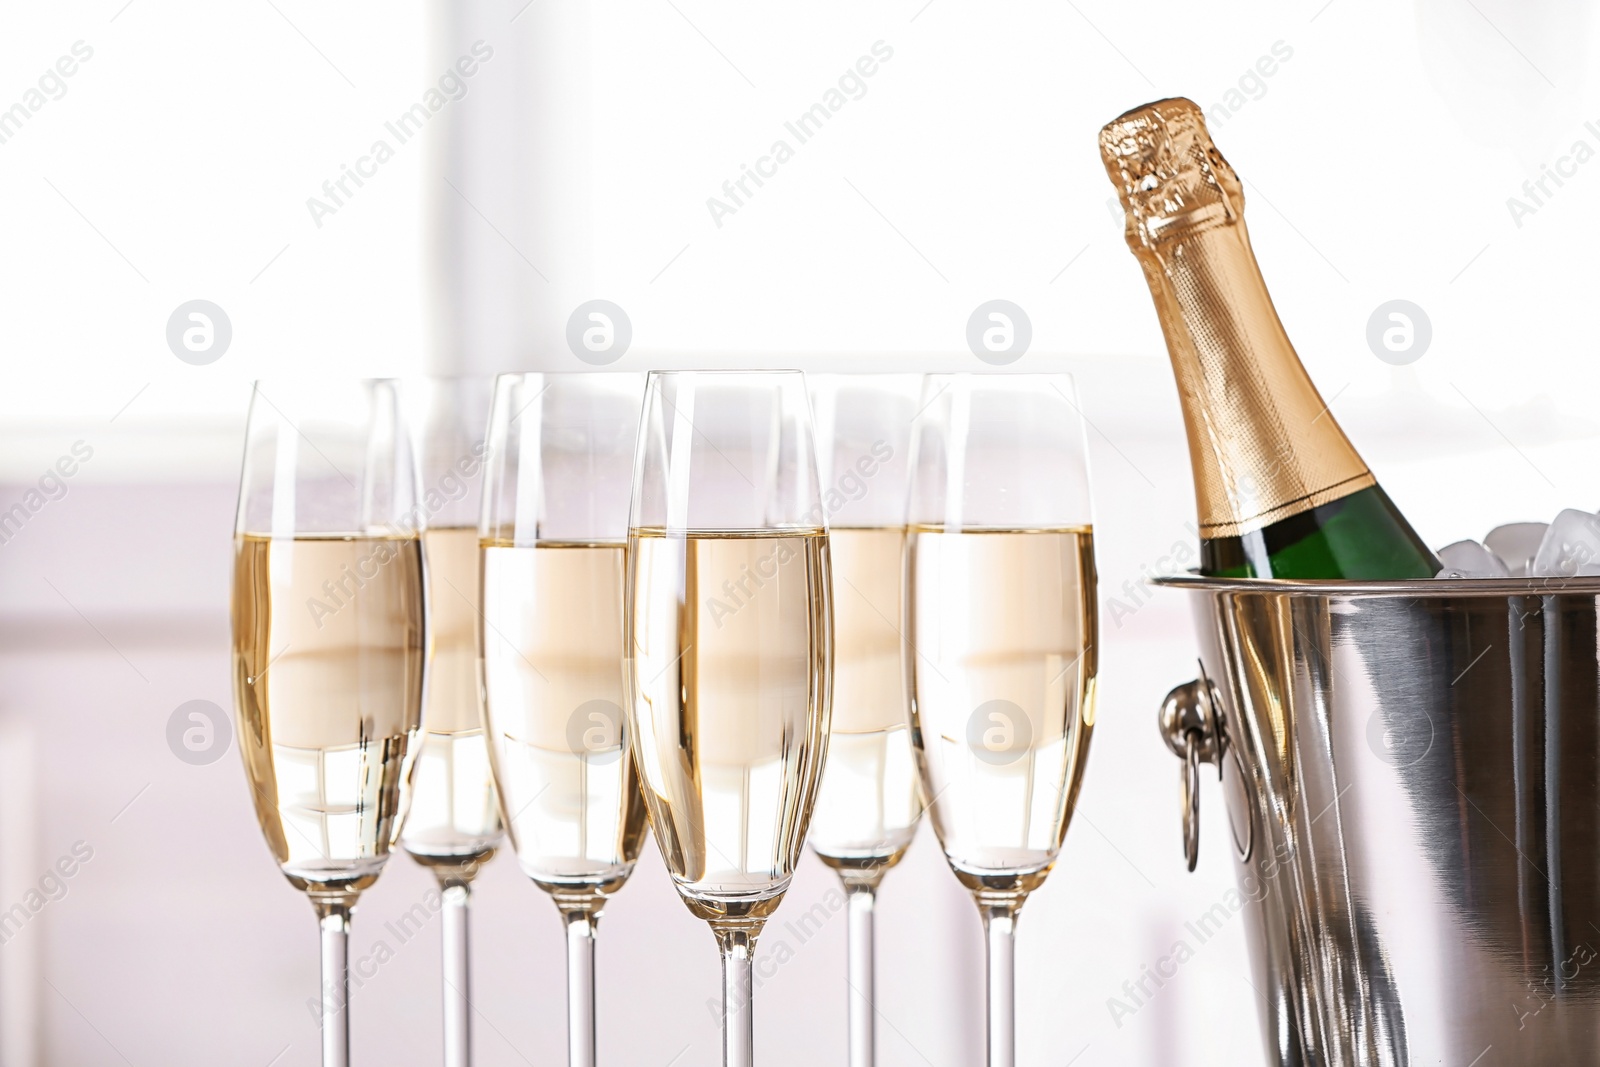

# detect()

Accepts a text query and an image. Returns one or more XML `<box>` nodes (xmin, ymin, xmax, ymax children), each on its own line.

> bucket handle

<box><xmin>1159</xmin><ymin>663</ymin><xmax>1243</xmax><ymax>871</ymax></box>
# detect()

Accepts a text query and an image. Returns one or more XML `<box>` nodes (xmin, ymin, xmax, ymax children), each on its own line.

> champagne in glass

<box><xmin>479</xmin><ymin>373</ymin><xmax>650</xmax><ymax>1067</ymax></box>
<box><xmin>806</xmin><ymin>528</ymin><xmax>920</xmax><ymax>871</ymax></box>
<box><xmin>404</xmin><ymin>526</ymin><xmax>501</xmax><ymax>867</ymax></box>
<box><xmin>625</xmin><ymin>371</ymin><xmax>833</xmax><ymax>1067</ymax></box>
<box><xmin>232</xmin><ymin>379</ymin><xmax>426</xmax><ymax>1067</ymax></box>
<box><xmin>909</xmin><ymin>526</ymin><xmax>1097</xmax><ymax>884</ymax></box>
<box><xmin>400</xmin><ymin>378</ymin><xmax>503</xmax><ymax>1067</ymax></box>
<box><xmin>905</xmin><ymin>375</ymin><xmax>1098</xmax><ymax>1067</ymax></box>
<box><xmin>234</xmin><ymin>534</ymin><xmax>425</xmax><ymax>886</ymax></box>
<box><xmin>628</xmin><ymin>527</ymin><xmax>830</xmax><ymax>911</ymax></box>
<box><xmin>805</xmin><ymin>376</ymin><xmax>924</xmax><ymax>1067</ymax></box>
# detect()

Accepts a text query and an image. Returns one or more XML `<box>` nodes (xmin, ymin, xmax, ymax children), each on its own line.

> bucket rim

<box><xmin>1150</xmin><ymin>571</ymin><xmax>1600</xmax><ymax>598</ymax></box>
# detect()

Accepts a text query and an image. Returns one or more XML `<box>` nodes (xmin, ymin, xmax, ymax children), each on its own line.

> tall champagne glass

<box><xmin>806</xmin><ymin>374</ymin><xmax>923</xmax><ymax>1067</ymax></box>
<box><xmin>479</xmin><ymin>373</ymin><xmax>650</xmax><ymax>1067</ymax></box>
<box><xmin>401</xmin><ymin>378</ymin><xmax>505</xmax><ymax>1067</ymax></box>
<box><xmin>232</xmin><ymin>379</ymin><xmax>427</xmax><ymax>1067</ymax></box>
<box><xmin>905</xmin><ymin>374</ymin><xmax>1098</xmax><ymax>1067</ymax></box>
<box><xmin>624</xmin><ymin>371</ymin><xmax>833</xmax><ymax>1067</ymax></box>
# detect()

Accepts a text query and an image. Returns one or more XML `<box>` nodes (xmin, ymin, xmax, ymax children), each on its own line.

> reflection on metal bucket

<box><xmin>1156</xmin><ymin>573</ymin><xmax>1600</xmax><ymax>1066</ymax></box>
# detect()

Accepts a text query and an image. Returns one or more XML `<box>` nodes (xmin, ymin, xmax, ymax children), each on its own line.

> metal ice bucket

<box><xmin>1155</xmin><ymin>573</ymin><xmax>1600</xmax><ymax>1067</ymax></box>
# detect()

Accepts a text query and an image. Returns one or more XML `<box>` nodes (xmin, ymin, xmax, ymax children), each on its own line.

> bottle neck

<box><xmin>1134</xmin><ymin>217</ymin><xmax>1372</xmax><ymax>539</ymax></box>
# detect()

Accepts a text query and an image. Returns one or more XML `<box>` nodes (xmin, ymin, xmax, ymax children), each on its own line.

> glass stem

<box><xmin>314</xmin><ymin>898</ymin><xmax>353</xmax><ymax>1067</ymax></box>
<box><xmin>846</xmin><ymin>885</ymin><xmax>876</xmax><ymax>1067</ymax></box>
<box><xmin>561</xmin><ymin>902</ymin><xmax>600</xmax><ymax>1067</ymax></box>
<box><xmin>440</xmin><ymin>883</ymin><xmax>473</xmax><ymax>1067</ymax></box>
<box><xmin>716</xmin><ymin>927</ymin><xmax>757</xmax><ymax>1067</ymax></box>
<box><xmin>980</xmin><ymin>902</ymin><xmax>1019</xmax><ymax>1067</ymax></box>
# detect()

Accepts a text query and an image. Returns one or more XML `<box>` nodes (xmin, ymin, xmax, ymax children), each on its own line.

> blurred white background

<box><xmin>2</xmin><ymin>0</ymin><xmax>1599</xmax><ymax>1064</ymax></box>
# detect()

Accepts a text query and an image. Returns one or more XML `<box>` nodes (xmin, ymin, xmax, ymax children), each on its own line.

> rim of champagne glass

<box><xmin>243</xmin><ymin>377</ymin><xmax>407</xmax><ymax>427</ymax></box>
<box><xmin>921</xmin><ymin>371</ymin><xmax>1080</xmax><ymax>386</ymax></box>
<box><xmin>249</xmin><ymin>376</ymin><xmax>400</xmax><ymax>390</ymax></box>
<box><xmin>906</xmin><ymin>370</ymin><xmax>1094</xmax><ymax>527</ymax></box>
<box><xmin>914</xmin><ymin>369</ymin><xmax>1090</xmax><ymax>429</ymax></box>
<box><xmin>491</xmin><ymin>370</ymin><xmax>647</xmax><ymax>379</ymax></box>
<box><xmin>805</xmin><ymin>371</ymin><xmax>926</xmax><ymax>382</ymax></box>
<box><xmin>406</xmin><ymin>374</ymin><xmax>492</xmax><ymax>412</ymax></box>
<box><xmin>488</xmin><ymin>369</ymin><xmax>647</xmax><ymax>397</ymax></box>
<box><xmin>806</xmin><ymin>371</ymin><xmax>927</xmax><ymax>395</ymax></box>
<box><xmin>643</xmin><ymin>368</ymin><xmax>806</xmax><ymax>378</ymax></box>
<box><xmin>235</xmin><ymin>393</ymin><xmax>425</xmax><ymax>537</ymax></box>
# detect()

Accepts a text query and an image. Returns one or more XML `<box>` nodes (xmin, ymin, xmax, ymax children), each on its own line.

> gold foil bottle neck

<box><xmin>1099</xmin><ymin>98</ymin><xmax>1243</xmax><ymax>252</ymax></box>
<box><xmin>1098</xmin><ymin>98</ymin><xmax>1372</xmax><ymax>540</ymax></box>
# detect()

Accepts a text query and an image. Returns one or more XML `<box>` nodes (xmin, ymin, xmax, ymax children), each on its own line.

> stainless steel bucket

<box><xmin>1155</xmin><ymin>573</ymin><xmax>1600</xmax><ymax>1067</ymax></box>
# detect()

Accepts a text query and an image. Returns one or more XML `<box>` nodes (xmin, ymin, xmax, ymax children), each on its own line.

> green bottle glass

<box><xmin>1098</xmin><ymin>98</ymin><xmax>1439</xmax><ymax>580</ymax></box>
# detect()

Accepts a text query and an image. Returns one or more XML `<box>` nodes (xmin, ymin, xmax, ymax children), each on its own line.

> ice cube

<box><xmin>1530</xmin><ymin>510</ymin><xmax>1600</xmax><ymax>577</ymax></box>
<box><xmin>1435</xmin><ymin>540</ymin><xmax>1510</xmax><ymax>578</ymax></box>
<box><xmin>1485</xmin><ymin>522</ymin><xmax>1550</xmax><ymax>578</ymax></box>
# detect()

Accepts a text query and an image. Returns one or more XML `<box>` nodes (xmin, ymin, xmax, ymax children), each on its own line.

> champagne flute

<box><xmin>624</xmin><ymin>370</ymin><xmax>833</xmax><ymax>1067</ymax></box>
<box><xmin>231</xmin><ymin>379</ymin><xmax>427</xmax><ymax>1067</ymax></box>
<box><xmin>478</xmin><ymin>373</ymin><xmax>650</xmax><ymax>1067</ymax></box>
<box><xmin>905</xmin><ymin>374</ymin><xmax>1098</xmax><ymax>1067</ymax></box>
<box><xmin>400</xmin><ymin>378</ymin><xmax>504</xmax><ymax>1067</ymax></box>
<box><xmin>805</xmin><ymin>374</ymin><xmax>924</xmax><ymax>1067</ymax></box>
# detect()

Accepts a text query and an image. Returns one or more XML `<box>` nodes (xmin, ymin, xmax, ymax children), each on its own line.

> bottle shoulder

<box><xmin>1200</xmin><ymin>485</ymin><xmax>1440</xmax><ymax>580</ymax></box>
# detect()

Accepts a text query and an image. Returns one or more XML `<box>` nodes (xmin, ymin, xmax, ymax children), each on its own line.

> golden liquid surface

<box><xmin>907</xmin><ymin>526</ymin><xmax>1097</xmax><ymax>890</ymax></box>
<box><xmin>480</xmin><ymin>540</ymin><xmax>646</xmax><ymax>893</ymax></box>
<box><xmin>807</xmin><ymin>527</ymin><xmax>922</xmax><ymax>869</ymax></box>
<box><xmin>401</xmin><ymin>527</ymin><xmax>502</xmax><ymax>862</ymax></box>
<box><xmin>627</xmin><ymin>528</ymin><xmax>831</xmax><ymax>924</ymax></box>
<box><xmin>231</xmin><ymin>534</ymin><xmax>425</xmax><ymax>890</ymax></box>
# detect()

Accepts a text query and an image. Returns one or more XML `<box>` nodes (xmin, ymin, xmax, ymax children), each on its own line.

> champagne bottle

<box><xmin>1098</xmin><ymin>98</ymin><xmax>1439</xmax><ymax>579</ymax></box>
